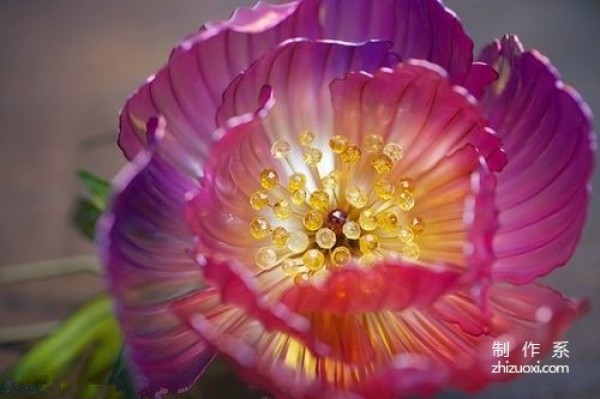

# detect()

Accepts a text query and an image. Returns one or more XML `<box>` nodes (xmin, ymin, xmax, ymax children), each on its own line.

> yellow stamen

<box><xmin>309</xmin><ymin>190</ymin><xmax>330</xmax><ymax>210</ymax></box>
<box><xmin>398</xmin><ymin>225</ymin><xmax>415</xmax><ymax>243</ymax></box>
<box><xmin>288</xmin><ymin>173</ymin><xmax>307</xmax><ymax>191</ymax></box>
<box><xmin>298</xmin><ymin>131</ymin><xmax>315</xmax><ymax>146</ymax></box>
<box><xmin>402</xmin><ymin>242</ymin><xmax>420</xmax><ymax>260</ymax></box>
<box><xmin>291</xmin><ymin>188</ymin><xmax>307</xmax><ymax>205</ymax></box>
<box><xmin>330</xmin><ymin>246</ymin><xmax>352</xmax><ymax>266</ymax></box>
<box><xmin>315</xmin><ymin>228</ymin><xmax>336</xmax><ymax>249</ymax></box>
<box><xmin>340</xmin><ymin>145</ymin><xmax>361</xmax><ymax>164</ymax></box>
<box><xmin>271</xmin><ymin>226</ymin><xmax>290</xmax><ymax>247</ymax></box>
<box><xmin>371</xmin><ymin>153</ymin><xmax>393</xmax><ymax>174</ymax></box>
<box><xmin>374</xmin><ymin>179</ymin><xmax>395</xmax><ymax>200</ymax></box>
<box><xmin>346</xmin><ymin>187</ymin><xmax>368</xmax><ymax>209</ymax></box>
<box><xmin>321</xmin><ymin>172</ymin><xmax>339</xmax><ymax>190</ymax></box>
<box><xmin>358</xmin><ymin>210</ymin><xmax>378</xmax><ymax>231</ymax></box>
<box><xmin>270</xmin><ymin>140</ymin><xmax>291</xmax><ymax>159</ymax></box>
<box><xmin>303</xmin><ymin>249</ymin><xmax>325</xmax><ymax>271</ymax></box>
<box><xmin>250</xmin><ymin>217</ymin><xmax>270</xmax><ymax>239</ymax></box>
<box><xmin>273</xmin><ymin>199</ymin><xmax>292</xmax><ymax>219</ymax></box>
<box><xmin>383</xmin><ymin>143</ymin><xmax>403</xmax><ymax>161</ymax></box>
<box><xmin>396</xmin><ymin>191</ymin><xmax>415</xmax><ymax>211</ymax></box>
<box><xmin>303</xmin><ymin>210</ymin><xmax>324</xmax><ymax>231</ymax></box>
<box><xmin>359</xmin><ymin>234</ymin><xmax>379</xmax><ymax>254</ymax></box>
<box><xmin>303</xmin><ymin>147</ymin><xmax>323</xmax><ymax>165</ymax></box>
<box><xmin>398</xmin><ymin>177</ymin><xmax>415</xmax><ymax>193</ymax></box>
<box><xmin>363</xmin><ymin>134</ymin><xmax>384</xmax><ymax>154</ymax></box>
<box><xmin>377</xmin><ymin>211</ymin><xmax>398</xmax><ymax>231</ymax></box>
<box><xmin>342</xmin><ymin>221</ymin><xmax>361</xmax><ymax>240</ymax></box>
<box><xmin>255</xmin><ymin>247</ymin><xmax>277</xmax><ymax>269</ymax></box>
<box><xmin>260</xmin><ymin>169</ymin><xmax>279</xmax><ymax>190</ymax></box>
<box><xmin>250</xmin><ymin>133</ymin><xmax>425</xmax><ymax>279</ymax></box>
<box><xmin>410</xmin><ymin>217</ymin><xmax>425</xmax><ymax>235</ymax></box>
<box><xmin>288</xmin><ymin>231</ymin><xmax>310</xmax><ymax>253</ymax></box>
<box><xmin>249</xmin><ymin>190</ymin><xmax>270</xmax><ymax>210</ymax></box>
<box><xmin>329</xmin><ymin>135</ymin><xmax>349</xmax><ymax>154</ymax></box>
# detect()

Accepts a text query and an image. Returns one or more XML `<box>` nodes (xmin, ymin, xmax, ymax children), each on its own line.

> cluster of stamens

<box><xmin>249</xmin><ymin>131</ymin><xmax>425</xmax><ymax>285</ymax></box>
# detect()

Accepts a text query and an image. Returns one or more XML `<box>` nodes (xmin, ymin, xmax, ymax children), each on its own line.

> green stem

<box><xmin>0</xmin><ymin>255</ymin><xmax>101</xmax><ymax>286</ymax></box>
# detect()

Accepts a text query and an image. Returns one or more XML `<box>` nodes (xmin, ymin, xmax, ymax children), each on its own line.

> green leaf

<box><xmin>77</xmin><ymin>170</ymin><xmax>111</xmax><ymax>209</ymax></box>
<box><xmin>73</xmin><ymin>170</ymin><xmax>111</xmax><ymax>240</ymax></box>
<box><xmin>73</xmin><ymin>198</ymin><xmax>103</xmax><ymax>240</ymax></box>
<box><xmin>2</xmin><ymin>296</ymin><xmax>122</xmax><ymax>390</ymax></box>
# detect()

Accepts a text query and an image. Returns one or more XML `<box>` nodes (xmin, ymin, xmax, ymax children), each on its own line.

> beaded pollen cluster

<box><xmin>249</xmin><ymin>132</ymin><xmax>425</xmax><ymax>285</ymax></box>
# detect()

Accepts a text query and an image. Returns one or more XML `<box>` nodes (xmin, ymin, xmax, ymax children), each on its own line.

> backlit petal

<box><xmin>478</xmin><ymin>35</ymin><xmax>595</xmax><ymax>283</ymax></box>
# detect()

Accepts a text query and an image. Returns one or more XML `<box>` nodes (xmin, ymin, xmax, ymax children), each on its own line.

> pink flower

<box><xmin>98</xmin><ymin>1</ymin><xmax>594</xmax><ymax>397</ymax></box>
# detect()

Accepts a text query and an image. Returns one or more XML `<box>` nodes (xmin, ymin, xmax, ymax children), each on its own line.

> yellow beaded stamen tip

<box><xmin>396</xmin><ymin>191</ymin><xmax>415</xmax><ymax>211</ymax></box>
<box><xmin>250</xmin><ymin>217</ymin><xmax>270</xmax><ymax>239</ymax></box>
<box><xmin>377</xmin><ymin>211</ymin><xmax>398</xmax><ymax>232</ymax></box>
<box><xmin>342</xmin><ymin>221</ymin><xmax>361</xmax><ymax>240</ymax></box>
<box><xmin>358</xmin><ymin>210</ymin><xmax>378</xmax><ymax>231</ymax></box>
<box><xmin>255</xmin><ymin>247</ymin><xmax>277</xmax><ymax>269</ymax></box>
<box><xmin>291</xmin><ymin>188</ymin><xmax>307</xmax><ymax>205</ymax></box>
<box><xmin>303</xmin><ymin>249</ymin><xmax>325</xmax><ymax>271</ymax></box>
<box><xmin>330</xmin><ymin>246</ymin><xmax>352</xmax><ymax>266</ymax></box>
<box><xmin>363</xmin><ymin>134</ymin><xmax>385</xmax><ymax>154</ymax></box>
<box><xmin>273</xmin><ymin>199</ymin><xmax>292</xmax><ymax>219</ymax></box>
<box><xmin>250</xmin><ymin>190</ymin><xmax>270</xmax><ymax>210</ymax></box>
<box><xmin>288</xmin><ymin>231</ymin><xmax>310</xmax><ymax>253</ymax></box>
<box><xmin>398</xmin><ymin>225</ymin><xmax>415</xmax><ymax>243</ymax></box>
<box><xmin>359</xmin><ymin>234</ymin><xmax>379</xmax><ymax>254</ymax></box>
<box><xmin>315</xmin><ymin>228</ymin><xmax>336</xmax><ymax>249</ymax></box>
<box><xmin>271</xmin><ymin>226</ymin><xmax>290</xmax><ymax>247</ymax></box>
<box><xmin>270</xmin><ymin>140</ymin><xmax>291</xmax><ymax>159</ymax></box>
<box><xmin>374</xmin><ymin>179</ymin><xmax>395</xmax><ymax>200</ymax></box>
<box><xmin>303</xmin><ymin>147</ymin><xmax>323</xmax><ymax>165</ymax></box>
<box><xmin>340</xmin><ymin>145</ymin><xmax>361</xmax><ymax>163</ymax></box>
<box><xmin>329</xmin><ymin>135</ymin><xmax>349</xmax><ymax>154</ymax></box>
<box><xmin>410</xmin><ymin>217</ymin><xmax>425</xmax><ymax>235</ymax></box>
<box><xmin>371</xmin><ymin>153</ymin><xmax>393</xmax><ymax>174</ymax></box>
<box><xmin>303</xmin><ymin>210</ymin><xmax>324</xmax><ymax>231</ymax></box>
<box><xmin>260</xmin><ymin>169</ymin><xmax>279</xmax><ymax>190</ymax></box>
<box><xmin>288</xmin><ymin>173</ymin><xmax>307</xmax><ymax>191</ymax></box>
<box><xmin>383</xmin><ymin>143</ymin><xmax>403</xmax><ymax>161</ymax></box>
<box><xmin>298</xmin><ymin>131</ymin><xmax>315</xmax><ymax>146</ymax></box>
<box><xmin>402</xmin><ymin>242</ymin><xmax>421</xmax><ymax>260</ymax></box>
<box><xmin>309</xmin><ymin>190</ymin><xmax>330</xmax><ymax>210</ymax></box>
<box><xmin>398</xmin><ymin>177</ymin><xmax>415</xmax><ymax>193</ymax></box>
<box><xmin>346</xmin><ymin>187</ymin><xmax>368</xmax><ymax>209</ymax></box>
<box><xmin>250</xmin><ymin>133</ymin><xmax>425</xmax><ymax>283</ymax></box>
<box><xmin>321</xmin><ymin>172</ymin><xmax>338</xmax><ymax>190</ymax></box>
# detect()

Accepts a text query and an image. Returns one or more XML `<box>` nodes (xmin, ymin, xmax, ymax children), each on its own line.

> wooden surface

<box><xmin>0</xmin><ymin>1</ymin><xmax>598</xmax><ymax>398</ymax></box>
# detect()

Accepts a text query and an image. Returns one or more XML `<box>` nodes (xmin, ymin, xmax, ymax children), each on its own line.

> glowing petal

<box><xmin>478</xmin><ymin>35</ymin><xmax>595</xmax><ymax>283</ymax></box>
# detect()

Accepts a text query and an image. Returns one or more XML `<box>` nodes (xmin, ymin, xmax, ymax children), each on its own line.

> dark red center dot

<box><xmin>326</xmin><ymin>209</ymin><xmax>348</xmax><ymax>234</ymax></box>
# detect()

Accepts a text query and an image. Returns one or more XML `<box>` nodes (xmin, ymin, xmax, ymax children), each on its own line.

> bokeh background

<box><xmin>0</xmin><ymin>1</ymin><xmax>598</xmax><ymax>398</ymax></box>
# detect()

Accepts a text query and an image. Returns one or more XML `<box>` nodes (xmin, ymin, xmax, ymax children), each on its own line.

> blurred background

<box><xmin>0</xmin><ymin>1</ymin><xmax>598</xmax><ymax>398</ymax></box>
